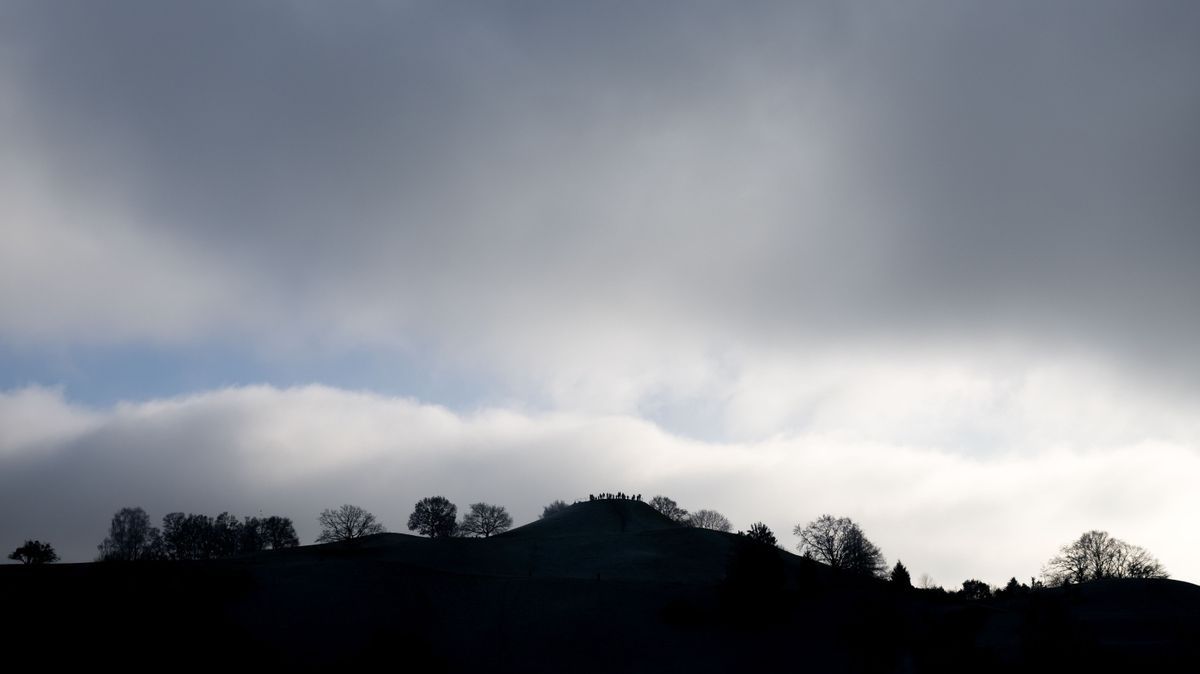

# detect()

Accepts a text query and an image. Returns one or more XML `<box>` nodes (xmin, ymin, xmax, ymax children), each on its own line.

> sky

<box><xmin>2</xmin><ymin>1</ymin><xmax>1198</xmax><ymax>587</ymax></box>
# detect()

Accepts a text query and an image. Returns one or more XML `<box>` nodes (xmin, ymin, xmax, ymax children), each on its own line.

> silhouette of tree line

<box><xmin>1042</xmin><ymin>529</ymin><xmax>1166</xmax><ymax>584</ymax></box>
<box><xmin>312</xmin><ymin>498</ymin><xmax>517</xmax><ymax>542</ymax></box>
<box><xmin>95</xmin><ymin>506</ymin><xmax>299</xmax><ymax>561</ymax></box>
<box><xmin>362</xmin><ymin>495</ymin><xmax>1170</xmax><ymax>593</ymax></box>
<box><xmin>899</xmin><ymin>530</ymin><xmax>1169</xmax><ymax>599</ymax></box>
<box><xmin>11</xmin><ymin>495</ymin><xmax>1170</xmax><ymax>594</ymax></box>
<box><xmin>911</xmin><ymin>577</ymin><xmax>1041</xmax><ymax>601</ymax></box>
<box><xmin>162</xmin><ymin>511</ymin><xmax>300</xmax><ymax>559</ymax></box>
<box><xmin>401</xmin><ymin>498</ymin><xmax>514</xmax><ymax>539</ymax></box>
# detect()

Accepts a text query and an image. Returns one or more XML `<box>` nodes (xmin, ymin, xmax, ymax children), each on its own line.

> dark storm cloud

<box><xmin>2</xmin><ymin>0</ymin><xmax>1199</xmax><ymax>391</ymax></box>
<box><xmin>822</xmin><ymin>3</ymin><xmax>1200</xmax><ymax>353</ymax></box>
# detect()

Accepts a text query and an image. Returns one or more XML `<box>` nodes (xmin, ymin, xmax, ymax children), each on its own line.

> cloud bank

<box><xmin>3</xmin><ymin>381</ymin><xmax>1197</xmax><ymax>588</ymax></box>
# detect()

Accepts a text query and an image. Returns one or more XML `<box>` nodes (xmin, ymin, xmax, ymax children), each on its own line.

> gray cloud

<box><xmin>1</xmin><ymin>0</ymin><xmax>1199</xmax><ymax>571</ymax></box>
<box><xmin>4</xmin><ymin>1</ymin><xmax>1196</xmax><ymax>375</ymax></box>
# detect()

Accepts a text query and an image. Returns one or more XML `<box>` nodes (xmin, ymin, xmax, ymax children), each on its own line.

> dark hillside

<box><xmin>3</xmin><ymin>503</ymin><xmax>1198</xmax><ymax>672</ymax></box>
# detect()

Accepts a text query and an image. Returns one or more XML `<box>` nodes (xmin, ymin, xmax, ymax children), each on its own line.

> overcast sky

<box><xmin>2</xmin><ymin>1</ymin><xmax>1198</xmax><ymax>587</ymax></box>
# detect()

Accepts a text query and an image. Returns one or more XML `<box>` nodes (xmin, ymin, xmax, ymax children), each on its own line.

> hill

<box><xmin>3</xmin><ymin>500</ymin><xmax>1199</xmax><ymax>672</ymax></box>
<box><xmin>500</xmin><ymin>497</ymin><xmax>682</xmax><ymax>536</ymax></box>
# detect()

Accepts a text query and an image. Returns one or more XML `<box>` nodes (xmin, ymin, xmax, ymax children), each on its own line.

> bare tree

<box><xmin>1042</xmin><ymin>530</ymin><xmax>1167</xmax><ymax>585</ymax></box>
<box><xmin>540</xmin><ymin>500</ymin><xmax>570</xmax><ymax>519</ymax></box>
<box><xmin>315</xmin><ymin>504</ymin><xmax>386</xmax><ymax>543</ymax></box>
<box><xmin>689</xmin><ymin>509</ymin><xmax>733</xmax><ymax>532</ymax></box>
<box><xmin>1123</xmin><ymin>544</ymin><xmax>1168</xmax><ymax>579</ymax></box>
<box><xmin>648</xmin><ymin>495</ymin><xmax>689</xmax><ymax>524</ymax></box>
<box><xmin>793</xmin><ymin>514</ymin><xmax>886</xmax><ymax>578</ymax></box>
<box><xmin>841</xmin><ymin>523</ymin><xmax>887</xmax><ymax>578</ymax></box>
<box><xmin>8</xmin><ymin>540</ymin><xmax>58</xmax><ymax>565</ymax></box>
<box><xmin>98</xmin><ymin>506</ymin><xmax>162</xmax><ymax>561</ymax></box>
<box><xmin>458</xmin><ymin>503</ymin><xmax>514</xmax><ymax>538</ymax></box>
<box><xmin>407</xmin><ymin>496</ymin><xmax>458</xmax><ymax>538</ymax></box>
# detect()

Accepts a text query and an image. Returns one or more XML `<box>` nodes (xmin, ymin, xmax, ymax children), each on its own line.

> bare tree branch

<box><xmin>315</xmin><ymin>504</ymin><xmax>385</xmax><ymax>543</ymax></box>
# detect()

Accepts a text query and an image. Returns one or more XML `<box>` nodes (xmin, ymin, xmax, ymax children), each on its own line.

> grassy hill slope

<box><xmin>3</xmin><ymin>500</ymin><xmax>1198</xmax><ymax>672</ymax></box>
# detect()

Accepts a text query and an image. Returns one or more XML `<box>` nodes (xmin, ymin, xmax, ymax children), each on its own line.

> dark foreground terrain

<box><xmin>4</xmin><ymin>500</ymin><xmax>1199</xmax><ymax>672</ymax></box>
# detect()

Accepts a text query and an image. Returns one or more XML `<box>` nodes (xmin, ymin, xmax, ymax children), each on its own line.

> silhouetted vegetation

<box><xmin>98</xmin><ymin>507</ymin><xmax>162</xmax><ymax>561</ymax></box>
<box><xmin>258</xmin><ymin>515</ymin><xmax>302</xmax><ymax>550</ymax></box>
<box><xmin>96</xmin><ymin>507</ymin><xmax>299</xmax><ymax>561</ymax></box>
<box><xmin>210</xmin><ymin>512</ymin><xmax>241</xmax><ymax>558</ymax></box>
<box><xmin>688</xmin><ymin>509</ymin><xmax>732</xmax><ymax>532</ymax></box>
<box><xmin>1042</xmin><ymin>529</ymin><xmax>1167</xmax><ymax>585</ymax></box>
<box><xmin>316</xmin><ymin>504</ymin><xmax>386</xmax><ymax>543</ymax></box>
<box><xmin>407</xmin><ymin>496</ymin><xmax>457</xmax><ymax>538</ymax></box>
<box><xmin>458</xmin><ymin>502</ymin><xmax>513</xmax><ymax>538</ymax></box>
<box><xmin>794</xmin><ymin>514</ymin><xmax>886</xmax><ymax>578</ymax></box>
<box><xmin>995</xmin><ymin>576</ymin><xmax>1031</xmax><ymax>598</ymax></box>
<box><xmin>8</xmin><ymin>540</ymin><xmax>58</xmax><ymax>564</ymax></box>
<box><xmin>738</xmin><ymin>522</ymin><xmax>777</xmax><ymax>547</ymax></box>
<box><xmin>161</xmin><ymin>512</ymin><xmax>209</xmax><ymax>560</ymax></box>
<box><xmin>958</xmin><ymin>579</ymin><xmax>992</xmax><ymax>600</ymax></box>
<box><xmin>648</xmin><ymin>495</ymin><xmax>689</xmax><ymax>524</ymax></box>
<box><xmin>539</xmin><ymin>500</ymin><xmax>570</xmax><ymax>519</ymax></box>
<box><xmin>6</xmin><ymin>491</ymin><xmax>1200</xmax><ymax>671</ymax></box>
<box><xmin>162</xmin><ymin>512</ymin><xmax>299</xmax><ymax>559</ymax></box>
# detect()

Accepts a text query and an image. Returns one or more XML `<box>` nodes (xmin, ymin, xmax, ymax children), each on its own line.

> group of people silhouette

<box><xmin>588</xmin><ymin>492</ymin><xmax>641</xmax><ymax>501</ymax></box>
